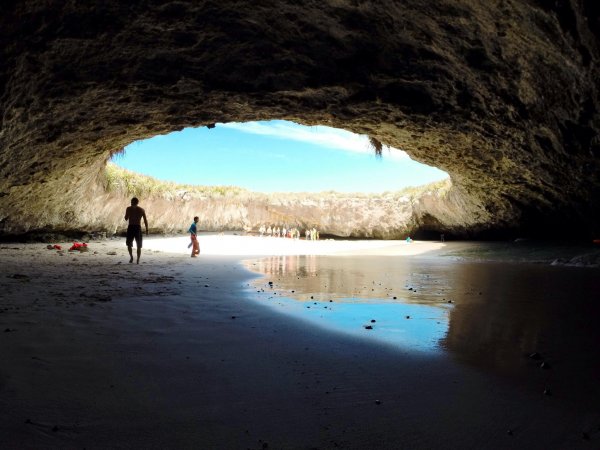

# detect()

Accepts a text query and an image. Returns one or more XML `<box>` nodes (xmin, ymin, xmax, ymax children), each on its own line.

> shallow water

<box><xmin>244</xmin><ymin>253</ymin><xmax>600</xmax><ymax>409</ymax></box>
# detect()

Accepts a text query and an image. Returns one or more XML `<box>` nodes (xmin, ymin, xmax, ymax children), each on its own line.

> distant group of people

<box><xmin>258</xmin><ymin>225</ymin><xmax>320</xmax><ymax>240</ymax></box>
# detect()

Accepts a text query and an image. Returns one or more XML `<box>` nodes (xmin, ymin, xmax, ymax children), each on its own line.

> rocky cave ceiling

<box><xmin>0</xmin><ymin>0</ymin><xmax>599</xmax><ymax>237</ymax></box>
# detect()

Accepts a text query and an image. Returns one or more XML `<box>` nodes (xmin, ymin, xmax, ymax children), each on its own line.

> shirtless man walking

<box><xmin>124</xmin><ymin>197</ymin><xmax>148</xmax><ymax>264</ymax></box>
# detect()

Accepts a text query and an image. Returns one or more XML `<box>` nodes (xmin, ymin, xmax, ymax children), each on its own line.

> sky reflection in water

<box><xmin>243</xmin><ymin>255</ymin><xmax>453</xmax><ymax>353</ymax></box>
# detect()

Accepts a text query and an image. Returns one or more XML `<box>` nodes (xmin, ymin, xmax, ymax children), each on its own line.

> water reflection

<box><xmin>244</xmin><ymin>255</ymin><xmax>600</xmax><ymax>408</ymax></box>
<box><xmin>244</xmin><ymin>255</ymin><xmax>455</xmax><ymax>353</ymax></box>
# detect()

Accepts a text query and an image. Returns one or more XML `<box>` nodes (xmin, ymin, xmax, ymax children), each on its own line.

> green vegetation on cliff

<box><xmin>104</xmin><ymin>162</ymin><xmax>451</xmax><ymax>201</ymax></box>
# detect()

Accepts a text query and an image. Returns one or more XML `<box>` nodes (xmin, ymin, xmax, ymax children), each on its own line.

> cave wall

<box><xmin>1</xmin><ymin>0</ymin><xmax>599</xmax><ymax>238</ymax></box>
<box><xmin>76</xmin><ymin>183</ymin><xmax>452</xmax><ymax>240</ymax></box>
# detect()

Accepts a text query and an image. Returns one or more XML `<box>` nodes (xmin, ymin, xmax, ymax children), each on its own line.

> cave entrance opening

<box><xmin>110</xmin><ymin>120</ymin><xmax>448</xmax><ymax>195</ymax></box>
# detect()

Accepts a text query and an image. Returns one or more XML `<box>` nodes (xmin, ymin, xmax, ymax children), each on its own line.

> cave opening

<box><xmin>110</xmin><ymin>120</ymin><xmax>449</xmax><ymax>195</ymax></box>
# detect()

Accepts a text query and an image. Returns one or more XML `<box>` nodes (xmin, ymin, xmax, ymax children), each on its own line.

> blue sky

<box><xmin>114</xmin><ymin>120</ymin><xmax>448</xmax><ymax>193</ymax></box>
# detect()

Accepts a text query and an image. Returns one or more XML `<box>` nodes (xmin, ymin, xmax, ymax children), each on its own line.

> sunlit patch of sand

<box><xmin>143</xmin><ymin>234</ymin><xmax>446</xmax><ymax>256</ymax></box>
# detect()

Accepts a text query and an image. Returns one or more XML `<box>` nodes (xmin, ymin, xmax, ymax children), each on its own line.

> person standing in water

<box><xmin>189</xmin><ymin>216</ymin><xmax>200</xmax><ymax>257</ymax></box>
<box><xmin>124</xmin><ymin>197</ymin><xmax>148</xmax><ymax>264</ymax></box>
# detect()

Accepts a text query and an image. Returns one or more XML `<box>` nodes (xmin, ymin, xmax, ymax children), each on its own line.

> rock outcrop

<box><xmin>85</xmin><ymin>168</ymin><xmax>453</xmax><ymax>239</ymax></box>
<box><xmin>1</xmin><ymin>1</ymin><xmax>599</xmax><ymax>238</ymax></box>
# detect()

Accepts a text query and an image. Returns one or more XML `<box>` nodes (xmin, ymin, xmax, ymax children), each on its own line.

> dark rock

<box><xmin>0</xmin><ymin>2</ymin><xmax>599</xmax><ymax>238</ymax></box>
<box><xmin>364</xmin><ymin>325</ymin><xmax>373</xmax><ymax>330</ymax></box>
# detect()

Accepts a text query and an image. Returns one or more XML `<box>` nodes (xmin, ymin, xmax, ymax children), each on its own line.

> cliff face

<box><xmin>79</xmin><ymin>170</ymin><xmax>452</xmax><ymax>239</ymax></box>
<box><xmin>1</xmin><ymin>1</ymin><xmax>599</xmax><ymax>238</ymax></box>
<box><xmin>86</xmin><ymin>191</ymin><xmax>425</xmax><ymax>239</ymax></box>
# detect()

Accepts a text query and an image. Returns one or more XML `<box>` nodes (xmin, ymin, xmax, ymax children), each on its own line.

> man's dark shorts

<box><xmin>126</xmin><ymin>225</ymin><xmax>143</xmax><ymax>248</ymax></box>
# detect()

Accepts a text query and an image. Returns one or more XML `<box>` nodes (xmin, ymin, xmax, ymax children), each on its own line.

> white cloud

<box><xmin>220</xmin><ymin>121</ymin><xmax>409</xmax><ymax>160</ymax></box>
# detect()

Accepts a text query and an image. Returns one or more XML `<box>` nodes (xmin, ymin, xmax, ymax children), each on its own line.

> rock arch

<box><xmin>1</xmin><ymin>1</ymin><xmax>598</xmax><ymax>237</ymax></box>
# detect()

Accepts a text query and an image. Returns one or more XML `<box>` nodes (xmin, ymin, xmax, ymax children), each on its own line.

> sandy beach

<box><xmin>1</xmin><ymin>235</ymin><xmax>599</xmax><ymax>449</ymax></box>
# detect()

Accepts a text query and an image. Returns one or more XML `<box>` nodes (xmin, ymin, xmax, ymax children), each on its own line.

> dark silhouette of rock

<box><xmin>0</xmin><ymin>2</ymin><xmax>599</xmax><ymax>238</ymax></box>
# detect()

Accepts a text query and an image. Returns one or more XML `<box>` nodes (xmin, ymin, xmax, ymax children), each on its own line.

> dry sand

<box><xmin>0</xmin><ymin>235</ymin><xmax>598</xmax><ymax>449</ymax></box>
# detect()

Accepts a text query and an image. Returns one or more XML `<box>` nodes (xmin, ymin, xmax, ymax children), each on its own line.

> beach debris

<box><xmin>231</xmin><ymin>316</ymin><xmax>236</xmax><ymax>319</ymax></box>
<box><xmin>528</xmin><ymin>352</ymin><xmax>542</xmax><ymax>360</ymax></box>
<box><xmin>364</xmin><ymin>325</ymin><xmax>373</xmax><ymax>330</ymax></box>
<box><xmin>69</xmin><ymin>242</ymin><xmax>88</xmax><ymax>252</ymax></box>
<box><xmin>310</xmin><ymin>296</ymin><xmax>314</xmax><ymax>299</ymax></box>
<box><xmin>46</xmin><ymin>244</ymin><xmax>54</xmax><ymax>249</ymax></box>
<box><xmin>370</xmin><ymin>319</ymin><xmax>376</xmax><ymax>323</ymax></box>
<box><xmin>204</xmin><ymin>284</ymin><xmax>209</xmax><ymax>287</ymax></box>
<box><xmin>540</xmin><ymin>361</ymin><xmax>551</xmax><ymax>370</ymax></box>
<box><xmin>268</xmin><ymin>281</ymin><xmax>273</xmax><ymax>287</ymax></box>
<box><xmin>107</xmin><ymin>251</ymin><xmax>117</xmax><ymax>256</ymax></box>
<box><xmin>447</xmin><ymin>300</ymin><xmax>453</xmax><ymax>303</ymax></box>
<box><xmin>393</xmin><ymin>296</ymin><xmax>397</xmax><ymax>299</ymax></box>
<box><xmin>8</xmin><ymin>273</ymin><xmax>30</xmax><ymax>280</ymax></box>
<box><xmin>405</xmin><ymin>315</ymin><xmax>411</xmax><ymax>319</ymax></box>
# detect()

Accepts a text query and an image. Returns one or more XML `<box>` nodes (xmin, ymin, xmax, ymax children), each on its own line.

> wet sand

<box><xmin>0</xmin><ymin>235</ymin><xmax>599</xmax><ymax>449</ymax></box>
